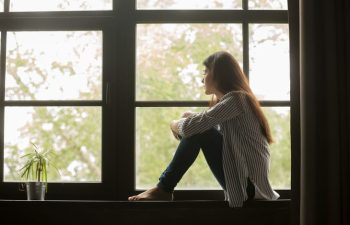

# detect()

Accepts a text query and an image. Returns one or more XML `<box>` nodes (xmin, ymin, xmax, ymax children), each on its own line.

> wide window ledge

<box><xmin>0</xmin><ymin>199</ymin><xmax>290</xmax><ymax>225</ymax></box>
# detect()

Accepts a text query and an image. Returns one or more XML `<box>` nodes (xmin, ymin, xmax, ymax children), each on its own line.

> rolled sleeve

<box><xmin>177</xmin><ymin>118</ymin><xmax>186</xmax><ymax>138</ymax></box>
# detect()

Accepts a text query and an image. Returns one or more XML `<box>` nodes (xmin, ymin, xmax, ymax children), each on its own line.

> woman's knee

<box><xmin>197</xmin><ymin>128</ymin><xmax>222</xmax><ymax>143</ymax></box>
<box><xmin>179</xmin><ymin>128</ymin><xmax>222</xmax><ymax>150</ymax></box>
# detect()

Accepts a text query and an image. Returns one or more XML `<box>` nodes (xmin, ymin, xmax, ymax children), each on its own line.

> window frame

<box><xmin>0</xmin><ymin>2</ymin><xmax>117</xmax><ymax>199</ymax></box>
<box><xmin>127</xmin><ymin>0</ymin><xmax>291</xmax><ymax>200</ymax></box>
<box><xmin>0</xmin><ymin>0</ymin><xmax>294</xmax><ymax>200</ymax></box>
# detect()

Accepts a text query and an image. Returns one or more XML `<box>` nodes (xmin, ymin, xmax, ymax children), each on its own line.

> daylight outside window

<box><xmin>0</xmin><ymin>0</ymin><xmax>291</xmax><ymax>199</ymax></box>
<box><xmin>137</xmin><ymin>0</ymin><xmax>242</xmax><ymax>9</ymax></box>
<box><xmin>136</xmin><ymin>21</ymin><xmax>290</xmax><ymax>190</ymax></box>
<box><xmin>3</xmin><ymin>31</ymin><xmax>103</xmax><ymax>182</ymax></box>
<box><xmin>10</xmin><ymin>0</ymin><xmax>112</xmax><ymax>11</ymax></box>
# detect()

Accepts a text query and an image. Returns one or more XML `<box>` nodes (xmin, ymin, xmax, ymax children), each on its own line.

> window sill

<box><xmin>0</xmin><ymin>199</ymin><xmax>290</xmax><ymax>225</ymax></box>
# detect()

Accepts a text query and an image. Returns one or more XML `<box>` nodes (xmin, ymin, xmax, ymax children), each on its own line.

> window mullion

<box><xmin>112</xmin><ymin>9</ymin><xmax>136</xmax><ymax>200</ymax></box>
<box><xmin>243</xmin><ymin>0</ymin><xmax>249</xmax><ymax>79</ymax></box>
<box><xmin>0</xmin><ymin>31</ymin><xmax>7</xmax><ymax>183</ymax></box>
<box><xmin>4</xmin><ymin>0</ymin><xmax>9</xmax><ymax>12</ymax></box>
<box><xmin>243</xmin><ymin>21</ymin><xmax>249</xmax><ymax>79</ymax></box>
<box><xmin>243</xmin><ymin>0</ymin><xmax>249</xmax><ymax>10</ymax></box>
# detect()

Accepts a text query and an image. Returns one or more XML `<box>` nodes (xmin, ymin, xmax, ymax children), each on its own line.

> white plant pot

<box><xmin>26</xmin><ymin>182</ymin><xmax>46</xmax><ymax>200</ymax></box>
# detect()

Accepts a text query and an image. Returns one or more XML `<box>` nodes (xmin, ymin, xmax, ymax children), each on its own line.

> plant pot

<box><xmin>26</xmin><ymin>182</ymin><xmax>46</xmax><ymax>200</ymax></box>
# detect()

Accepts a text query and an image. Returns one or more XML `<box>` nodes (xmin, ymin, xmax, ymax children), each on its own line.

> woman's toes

<box><xmin>128</xmin><ymin>196</ymin><xmax>136</xmax><ymax>201</ymax></box>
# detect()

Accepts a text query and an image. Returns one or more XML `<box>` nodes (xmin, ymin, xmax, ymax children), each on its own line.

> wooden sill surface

<box><xmin>0</xmin><ymin>199</ymin><xmax>291</xmax><ymax>225</ymax></box>
<box><xmin>0</xmin><ymin>198</ymin><xmax>290</xmax><ymax>208</ymax></box>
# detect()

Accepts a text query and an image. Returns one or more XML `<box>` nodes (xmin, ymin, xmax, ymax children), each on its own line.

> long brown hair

<box><xmin>203</xmin><ymin>51</ymin><xmax>273</xmax><ymax>144</ymax></box>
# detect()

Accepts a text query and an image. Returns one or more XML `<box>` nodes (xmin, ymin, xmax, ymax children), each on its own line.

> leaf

<box><xmin>18</xmin><ymin>143</ymin><xmax>59</xmax><ymax>184</ymax></box>
<box><xmin>20</xmin><ymin>153</ymin><xmax>35</xmax><ymax>159</ymax></box>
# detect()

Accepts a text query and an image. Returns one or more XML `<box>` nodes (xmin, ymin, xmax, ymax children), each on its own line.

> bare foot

<box><xmin>128</xmin><ymin>187</ymin><xmax>173</xmax><ymax>201</ymax></box>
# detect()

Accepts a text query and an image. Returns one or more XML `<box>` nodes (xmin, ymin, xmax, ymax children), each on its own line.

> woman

<box><xmin>128</xmin><ymin>51</ymin><xmax>279</xmax><ymax>207</ymax></box>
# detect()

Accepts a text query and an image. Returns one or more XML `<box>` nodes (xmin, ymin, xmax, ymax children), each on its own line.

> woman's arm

<box><xmin>170</xmin><ymin>120</ymin><xmax>181</xmax><ymax>140</ymax></box>
<box><xmin>170</xmin><ymin>111</ymin><xmax>195</xmax><ymax>140</ymax></box>
<box><xmin>178</xmin><ymin>93</ymin><xmax>245</xmax><ymax>138</ymax></box>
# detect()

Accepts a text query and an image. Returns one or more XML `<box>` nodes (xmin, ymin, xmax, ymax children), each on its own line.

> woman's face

<box><xmin>202</xmin><ymin>67</ymin><xmax>216</xmax><ymax>95</ymax></box>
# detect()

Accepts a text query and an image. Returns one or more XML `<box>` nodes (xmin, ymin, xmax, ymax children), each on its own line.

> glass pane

<box><xmin>10</xmin><ymin>0</ymin><xmax>112</xmax><ymax>11</ymax></box>
<box><xmin>0</xmin><ymin>0</ymin><xmax>4</xmax><ymax>12</ymax></box>
<box><xmin>249</xmin><ymin>24</ymin><xmax>289</xmax><ymax>100</ymax></box>
<box><xmin>136</xmin><ymin>24</ymin><xmax>242</xmax><ymax>101</ymax></box>
<box><xmin>136</xmin><ymin>107</ymin><xmax>220</xmax><ymax>190</ymax></box>
<box><xmin>249</xmin><ymin>0</ymin><xmax>287</xmax><ymax>10</ymax></box>
<box><xmin>137</xmin><ymin>0</ymin><xmax>241</xmax><ymax>9</ymax></box>
<box><xmin>4</xmin><ymin>107</ymin><xmax>102</xmax><ymax>182</ymax></box>
<box><xmin>263</xmin><ymin>107</ymin><xmax>291</xmax><ymax>189</ymax></box>
<box><xmin>136</xmin><ymin>106</ymin><xmax>291</xmax><ymax>189</ymax></box>
<box><xmin>6</xmin><ymin>31</ymin><xmax>102</xmax><ymax>101</ymax></box>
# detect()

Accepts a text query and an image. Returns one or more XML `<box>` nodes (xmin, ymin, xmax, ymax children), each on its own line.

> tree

<box><xmin>136</xmin><ymin>23</ymin><xmax>291</xmax><ymax>189</ymax></box>
<box><xmin>4</xmin><ymin>31</ymin><xmax>102</xmax><ymax>182</ymax></box>
<box><xmin>4</xmin><ymin>4</ymin><xmax>291</xmax><ymax>190</ymax></box>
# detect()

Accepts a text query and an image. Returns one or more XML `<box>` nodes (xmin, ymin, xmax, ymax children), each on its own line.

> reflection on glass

<box><xmin>137</xmin><ymin>0</ymin><xmax>241</xmax><ymax>9</ymax></box>
<box><xmin>10</xmin><ymin>0</ymin><xmax>112</xmax><ymax>11</ymax></box>
<box><xmin>136</xmin><ymin>106</ymin><xmax>291</xmax><ymax>189</ymax></box>
<box><xmin>263</xmin><ymin>107</ymin><xmax>291</xmax><ymax>189</ymax></box>
<box><xmin>6</xmin><ymin>31</ymin><xmax>102</xmax><ymax>100</ymax></box>
<box><xmin>249</xmin><ymin>0</ymin><xmax>287</xmax><ymax>10</ymax></box>
<box><xmin>249</xmin><ymin>24</ymin><xmax>290</xmax><ymax>100</ymax></box>
<box><xmin>136</xmin><ymin>24</ymin><xmax>242</xmax><ymax>101</ymax></box>
<box><xmin>136</xmin><ymin>107</ymin><xmax>220</xmax><ymax>190</ymax></box>
<box><xmin>4</xmin><ymin>107</ymin><xmax>102</xmax><ymax>182</ymax></box>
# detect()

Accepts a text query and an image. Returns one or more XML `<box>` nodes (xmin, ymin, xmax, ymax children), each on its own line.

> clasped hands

<box><xmin>170</xmin><ymin>111</ymin><xmax>194</xmax><ymax>140</ymax></box>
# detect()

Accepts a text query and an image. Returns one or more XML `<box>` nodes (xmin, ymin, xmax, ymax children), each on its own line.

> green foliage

<box><xmin>136</xmin><ymin>24</ymin><xmax>242</xmax><ymax>101</ymax></box>
<box><xmin>19</xmin><ymin>143</ymin><xmax>59</xmax><ymax>183</ymax></box>
<box><xmin>136</xmin><ymin>24</ymin><xmax>291</xmax><ymax>189</ymax></box>
<box><xmin>136</xmin><ymin>107</ymin><xmax>220</xmax><ymax>189</ymax></box>
<box><xmin>264</xmin><ymin>108</ymin><xmax>291</xmax><ymax>188</ymax></box>
<box><xmin>4</xmin><ymin>31</ymin><xmax>102</xmax><ymax>182</ymax></box>
<box><xmin>4</xmin><ymin>23</ymin><xmax>291</xmax><ymax>191</ymax></box>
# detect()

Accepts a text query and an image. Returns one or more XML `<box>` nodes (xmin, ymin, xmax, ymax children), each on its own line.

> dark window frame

<box><xmin>0</xmin><ymin>0</ymin><xmax>294</xmax><ymax>201</ymax></box>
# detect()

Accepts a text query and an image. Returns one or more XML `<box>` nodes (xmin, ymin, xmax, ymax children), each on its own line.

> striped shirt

<box><xmin>178</xmin><ymin>91</ymin><xmax>280</xmax><ymax>207</ymax></box>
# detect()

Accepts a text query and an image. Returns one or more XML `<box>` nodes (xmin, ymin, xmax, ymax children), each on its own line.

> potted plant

<box><xmin>19</xmin><ymin>143</ymin><xmax>59</xmax><ymax>200</ymax></box>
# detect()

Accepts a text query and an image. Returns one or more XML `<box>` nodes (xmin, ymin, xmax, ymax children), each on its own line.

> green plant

<box><xmin>19</xmin><ymin>143</ymin><xmax>59</xmax><ymax>184</ymax></box>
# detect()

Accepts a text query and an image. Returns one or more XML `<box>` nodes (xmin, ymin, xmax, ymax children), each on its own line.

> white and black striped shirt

<box><xmin>178</xmin><ymin>91</ymin><xmax>280</xmax><ymax>207</ymax></box>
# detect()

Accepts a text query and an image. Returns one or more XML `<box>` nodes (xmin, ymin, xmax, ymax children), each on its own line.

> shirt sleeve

<box><xmin>178</xmin><ymin>93</ymin><xmax>245</xmax><ymax>138</ymax></box>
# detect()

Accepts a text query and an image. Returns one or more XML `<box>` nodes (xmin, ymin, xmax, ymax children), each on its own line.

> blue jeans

<box><xmin>157</xmin><ymin>128</ymin><xmax>255</xmax><ymax>201</ymax></box>
<box><xmin>157</xmin><ymin>128</ymin><xmax>226</xmax><ymax>192</ymax></box>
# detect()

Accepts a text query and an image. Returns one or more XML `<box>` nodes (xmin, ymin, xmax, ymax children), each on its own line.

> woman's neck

<box><xmin>215</xmin><ymin>91</ymin><xmax>225</xmax><ymax>100</ymax></box>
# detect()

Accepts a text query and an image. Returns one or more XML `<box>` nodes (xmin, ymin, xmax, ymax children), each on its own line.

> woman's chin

<box><xmin>204</xmin><ymin>90</ymin><xmax>212</xmax><ymax>95</ymax></box>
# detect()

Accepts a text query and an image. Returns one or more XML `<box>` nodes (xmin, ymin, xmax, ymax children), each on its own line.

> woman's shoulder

<box><xmin>218</xmin><ymin>91</ymin><xmax>253</xmax><ymax>114</ymax></box>
<box><xmin>221</xmin><ymin>91</ymin><xmax>248</xmax><ymax>102</ymax></box>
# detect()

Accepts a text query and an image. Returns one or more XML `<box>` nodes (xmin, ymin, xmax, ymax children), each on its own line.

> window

<box><xmin>0</xmin><ymin>1</ymin><xmax>113</xmax><ymax>199</ymax></box>
<box><xmin>134</xmin><ymin>0</ymin><xmax>290</xmax><ymax>197</ymax></box>
<box><xmin>0</xmin><ymin>0</ymin><xmax>291</xmax><ymax>200</ymax></box>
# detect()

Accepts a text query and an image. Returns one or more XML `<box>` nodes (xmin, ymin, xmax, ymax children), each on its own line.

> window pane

<box><xmin>136</xmin><ymin>107</ymin><xmax>220</xmax><ymax>190</ymax></box>
<box><xmin>136</xmin><ymin>107</ymin><xmax>291</xmax><ymax>189</ymax></box>
<box><xmin>137</xmin><ymin>0</ymin><xmax>241</xmax><ymax>9</ymax></box>
<box><xmin>0</xmin><ymin>0</ymin><xmax>4</xmax><ymax>12</ymax></box>
<box><xmin>4</xmin><ymin>107</ymin><xmax>102</xmax><ymax>182</ymax></box>
<box><xmin>136</xmin><ymin>24</ymin><xmax>242</xmax><ymax>101</ymax></box>
<box><xmin>263</xmin><ymin>107</ymin><xmax>291</xmax><ymax>189</ymax></box>
<box><xmin>6</xmin><ymin>31</ymin><xmax>102</xmax><ymax>101</ymax></box>
<box><xmin>10</xmin><ymin>0</ymin><xmax>112</xmax><ymax>11</ymax></box>
<box><xmin>249</xmin><ymin>0</ymin><xmax>287</xmax><ymax>10</ymax></box>
<box><xmin>249</xmin><ymin>24</ymin><xmax>289</xmax><ymax>100</ymax></box>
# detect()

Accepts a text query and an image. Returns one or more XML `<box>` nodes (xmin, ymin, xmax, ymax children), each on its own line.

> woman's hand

<box><xmin>181</xmin><ymin>111</ymin><xmax>194</xmax><ymax>118</ymax></box>
<box><xmin>170</xmin><ymin>120</ymin><xmax>181</xmax><ymax>140</ymax></box>
<box><xmin>170</xmin><ymin>111</ymin><xmax>194</xmax><ymax>140</ymax></box>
